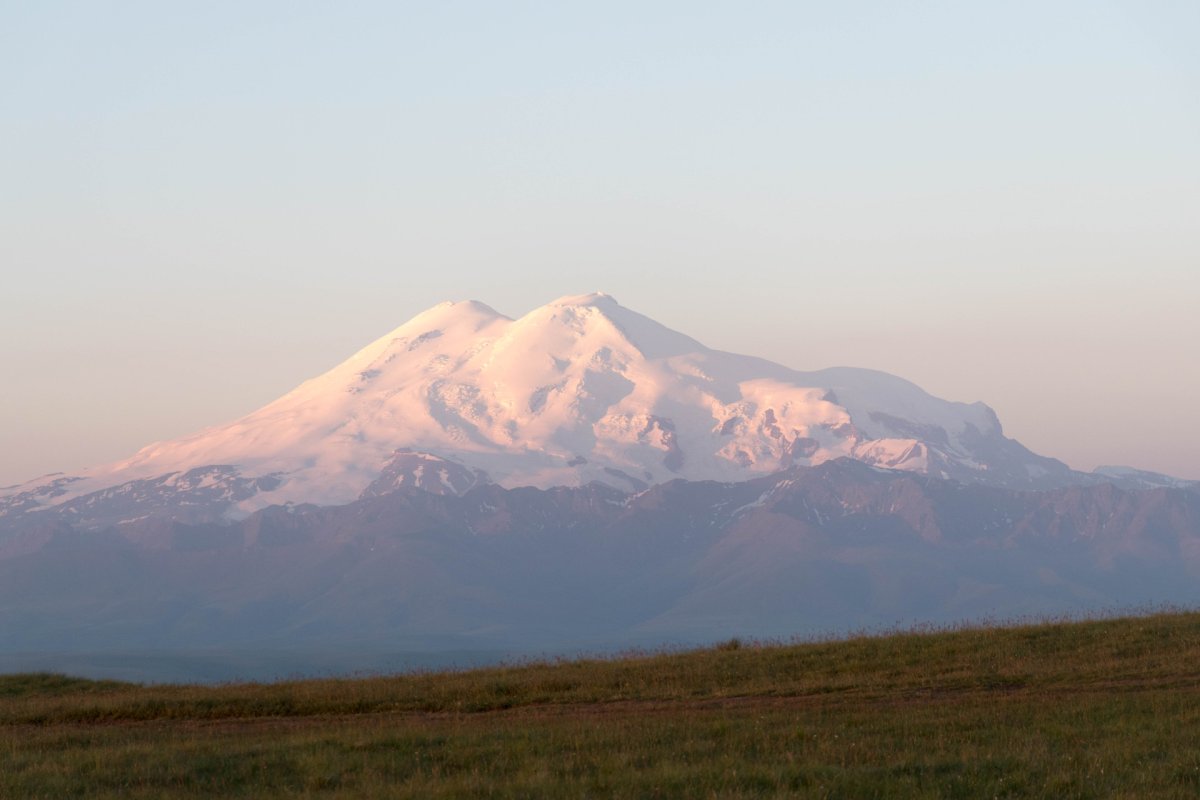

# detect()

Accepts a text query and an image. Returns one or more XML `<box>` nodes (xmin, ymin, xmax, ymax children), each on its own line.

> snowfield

<box><xmin>1</xmin><ymin>293</ymin><xmax>1087</xmax><ymax>521</ymax></box>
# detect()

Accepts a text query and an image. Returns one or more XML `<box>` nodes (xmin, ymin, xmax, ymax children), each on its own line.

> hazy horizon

<box><xmin>3</xmin><ymin>2</ymin><xmax>1198</xmax><ymax>484</ymax></box>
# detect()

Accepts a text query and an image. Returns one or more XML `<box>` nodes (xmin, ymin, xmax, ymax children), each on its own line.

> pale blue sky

<box><xmin>2</xmin><ymin>1</ymin><xmax>1198</xmax><ymax>483</ymax></box>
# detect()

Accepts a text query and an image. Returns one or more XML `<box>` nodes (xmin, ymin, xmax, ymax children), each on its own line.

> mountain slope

<box><xmin>1</xmin><ymin>461</ymin><xmax>1197</xmax><ymax>655</ymax></box>
<box><xmin>1</xmin><ymin>293</ymin><xmax>1088</xmax><ymax>528</ymax></box>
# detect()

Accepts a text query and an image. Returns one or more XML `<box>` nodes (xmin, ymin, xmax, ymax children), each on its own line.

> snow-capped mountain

<box><xmin>3</xmin><ymin>293</ymin><xmax>1089</xmax><ymax>527</ymax></box>
<box><xmin>2</xmin><ymin>293</ymin><xmax>1197</xmax><ymax>680</ymax></box>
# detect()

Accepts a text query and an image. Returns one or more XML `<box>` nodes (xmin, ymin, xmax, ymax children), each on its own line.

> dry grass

<box><xmin>4</xmin><ymin>611</ymin><xmax>1200</xmax><ymax>797</ymax></box>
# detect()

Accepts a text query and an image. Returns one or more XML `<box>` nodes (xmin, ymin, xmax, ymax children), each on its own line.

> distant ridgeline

<box><xmin>1</xmin><ymin>459</ymin><xmax>1198</xmax><ymax>661</ymax></box>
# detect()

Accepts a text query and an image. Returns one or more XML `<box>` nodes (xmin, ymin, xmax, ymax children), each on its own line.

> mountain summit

<box><xmin>3</xmin><ymin>293</ymin><xmax>1081</xmax><ymax>526</ymax></box>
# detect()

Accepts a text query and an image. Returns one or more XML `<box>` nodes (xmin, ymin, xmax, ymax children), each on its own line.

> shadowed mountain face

<box><xmin>1</xmin><ymin>460</ymin><xmax>1197</xmax><ymax>659</ymax></box>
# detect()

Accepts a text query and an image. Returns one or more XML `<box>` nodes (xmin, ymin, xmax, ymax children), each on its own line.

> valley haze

<box><xmin>1</xmin><ymin>293</ymin><xmax>1197</xmax><ymax>683</ymax></box>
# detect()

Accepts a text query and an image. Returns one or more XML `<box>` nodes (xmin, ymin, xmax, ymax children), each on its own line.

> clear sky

<box><xmin>2</xmin><ymin>1</ymin><xmax>1198</xmax><ymax>485</ymax></box>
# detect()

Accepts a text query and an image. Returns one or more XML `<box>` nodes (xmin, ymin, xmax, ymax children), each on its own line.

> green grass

<box><xmin>0</xmin><ymin>672</ymin><xmax>131</xmax><ymax>699</ymax></box>
<box><xmin>5</xmin><ymin>612</ymin><xmax>1200</xmax><ymax>797</ymax></box>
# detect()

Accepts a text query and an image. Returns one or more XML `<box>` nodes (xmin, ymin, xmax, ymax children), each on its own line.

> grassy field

<box><xmin>4</xmin><ymin>612</ymin><xmax>1200</xmax><ymax>798</ymax></box>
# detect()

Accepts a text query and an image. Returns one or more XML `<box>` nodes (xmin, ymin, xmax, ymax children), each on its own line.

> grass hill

<box><xmin>4</xmin><ymin>611</ymin><xmax>1200</xmax><ymax>797</ymax></box>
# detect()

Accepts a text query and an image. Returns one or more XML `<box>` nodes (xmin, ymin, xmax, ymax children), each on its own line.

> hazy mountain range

<box><xmin>2</xmin><ymin>293</ymin><xmax>1196</xmax><ymax>679</ymax></box>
